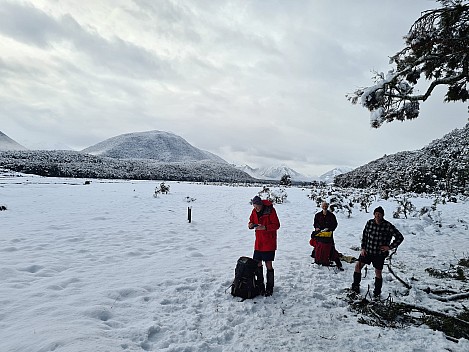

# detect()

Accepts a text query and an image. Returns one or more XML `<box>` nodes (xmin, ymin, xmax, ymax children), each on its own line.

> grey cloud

<box><xmin>129</xmin><ymin>0</ymin><xmax>203</xmax><ymax>44</ymax></box>
<box><xmin>0</xmin><ymin>2</ymin><xmax>61</xmax><ymax>47</ymax></box>
<box><xmin>2</xmin><ymin>0</ymin><xmax>466</xmax><ymax>177</ymax></box>
<box><xmin>0</xmin><ymin>2</ymin><xmax>172</xmax><ymax>79</ymax></box>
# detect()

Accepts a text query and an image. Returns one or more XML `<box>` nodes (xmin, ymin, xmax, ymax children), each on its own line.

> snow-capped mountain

<box><xmin>236</xmin><ymin>164</ymin><xmax>312</xmax><ymax>182</ymax></box>
<box><xmin>235</xmin><ymin>164</ymin><xmax>259</xmax><ymax>178</ymax></box>
<box><xmin>0</xmin><ymin>131</ymin><xmax>27</xmax><ymax>151</ymax></box>
<box><xmin>81</xmin><ymin>130</ymin><xmax>227</xmax><ymax>163</ymax></box>
<box><xmin>318</xmin><ymin>167</ymin><xmax>354</xmax><ymax>184</ymax></box>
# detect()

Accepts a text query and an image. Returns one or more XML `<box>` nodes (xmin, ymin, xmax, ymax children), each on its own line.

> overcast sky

<box><xmin>1</xmin><ymin>0</ymin><xmax>467</xmax><ymax>177</ymax></box>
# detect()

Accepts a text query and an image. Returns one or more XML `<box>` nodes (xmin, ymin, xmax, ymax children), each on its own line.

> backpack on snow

<box><xmin>230</xmin><ymin>256</ymin><xmax>261</xmax><ymax>299</ymax></box>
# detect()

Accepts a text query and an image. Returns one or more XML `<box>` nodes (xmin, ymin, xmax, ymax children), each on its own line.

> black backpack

<box><xmin>230</xmin><ymin>256</ymin><xmax>260</xmax><ymax>299</ymax></box>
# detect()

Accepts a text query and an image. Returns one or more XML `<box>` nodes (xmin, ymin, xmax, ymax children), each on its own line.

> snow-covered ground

<box><xmin>0</xmin><ymin>173</ymin><xmax>468</xmax><ymax>352</ymax></box>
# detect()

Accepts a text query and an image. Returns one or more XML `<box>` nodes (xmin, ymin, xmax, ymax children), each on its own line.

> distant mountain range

<box><xmin>235</xmin><ymin>164</ymin><xmax>313</xmax><ymax>182</ymax></box>
<box><xmin>235</xmin><ymin>164</ymin><xmax>353</xmax><ymax>183</ymax></box>
<box><xmin>12</xmin><ymin>125</ymin><xmax>468</xmax><ymax>195</ymax></box>
<box><xmin>0</xmin><ymin>131</ymin><xmax>27</xmax><ymax>151</ymax></box>
<box><xmin>0</xmin><ymin>129</ymin><xmax>355</xmax><ymax>183</ymax></box>
<box><xmin>82</xmin><ymin>130</ymin><xmax>227</xmax><ymax>163</ymax></box>
<box><xmin>318</xmin><ymin>167</ymin><xmax>354</xmax><ymax>184</ymax></box>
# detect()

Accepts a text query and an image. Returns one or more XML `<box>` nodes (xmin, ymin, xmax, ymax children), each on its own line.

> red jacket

<box><xmin>249</xmin><ymin>200</ymin><xmax>280</xmax><ymax>251</ymax></box>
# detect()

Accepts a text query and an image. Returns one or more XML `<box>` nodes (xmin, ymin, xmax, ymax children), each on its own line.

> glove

<box><xmin>311</xmin><ymin>230</ymin><xmax>320</xmax><ymax>238</ymax></box>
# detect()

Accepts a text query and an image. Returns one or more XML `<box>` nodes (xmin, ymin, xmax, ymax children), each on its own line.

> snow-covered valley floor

<box><xmin>1</xmin><ymin>174</ymin><xmax>468</xmax><ymax>351</ymax></box>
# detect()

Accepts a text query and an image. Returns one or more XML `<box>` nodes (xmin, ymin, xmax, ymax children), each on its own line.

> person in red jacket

<box><xmin>248</xmin><ymin>195</ymin><xmax>280</xmax><ymax>296</ymax></box>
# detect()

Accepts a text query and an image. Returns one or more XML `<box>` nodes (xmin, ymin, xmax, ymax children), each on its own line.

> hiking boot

<box><xmin>255</xmin><ymin>266</ymin><xmax>265</xmax><ymax>295</ymax></box>
<box><xmin>335</xmin><ymin>259</ymin><xmax>343</xmax><ymax>271</ymax></box>
<box><xmin>258</xmin><ymin>284</ymin><xmax>265</xmax><ymax>296</ymax></box>
<box><xmin>352</xmin><ymin>272</ymin><xmax>361</xmax><ymax>291</ymax></box>
<box><xmin>373</xmin><ymin>277</ymin><xmax>383</xmax><ymax>297</ymax></box>
<box><xmin>265</xmin><ymin>269</ymin><xmax>274</xmax><ymax>296</ymax></box>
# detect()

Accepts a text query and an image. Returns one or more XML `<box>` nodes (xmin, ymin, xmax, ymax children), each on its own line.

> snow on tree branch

<box><xmin>347</xmin><ymin>0</ymin><xmax>469</xmax><ymax>128</ymax></box>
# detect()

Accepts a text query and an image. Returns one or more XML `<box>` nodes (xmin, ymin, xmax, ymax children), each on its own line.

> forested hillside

<box><xmin>335</xmin><ymin>123</ymin><xmax>469</xmax><ymax>195</ymax></box>
<box><xmin>0</xmin><ymin>150</ymin><xmax>255</xmax><ymax>183</ymax></box>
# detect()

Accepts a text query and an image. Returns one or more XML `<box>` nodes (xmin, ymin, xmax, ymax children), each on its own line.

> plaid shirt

<box><xmin>361</xmin><ymin>218</ymin><xmax>404</xmax><ymax>256</ymax></box>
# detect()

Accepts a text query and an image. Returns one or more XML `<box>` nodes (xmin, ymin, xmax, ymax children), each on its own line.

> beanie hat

<box><xmin>251</xmin><ymin>196</ymin><xmax>263</xmax><ymax>205</ymax></box>
<box><xmin>374</xmin><ymin>206</ymin><xmax>385</xmax><ymax>215</ymax></box>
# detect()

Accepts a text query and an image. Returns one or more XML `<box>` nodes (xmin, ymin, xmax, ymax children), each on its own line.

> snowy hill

<box><xmin>82</xmin><ymin>130</ymin><xmax>226</xmax><ymax>163</ymax></box>
<box><xmin>0</xmin><ymin>131</ymin><xmax>27</xmax><ymax>151</ymax></box>
<box><xmin>335</xmin><ymin>123</ymin><xmax>469</xmax><ymax>194</ymax></box>
<box><xmin>319</xmin><ymin>167</ymin><xmax>354</xmax><ymax>184</ymax></box>
<box><xmin>236</xmin><ymin>164</ymin><xmax>312</xmax><ymax>182</ymax></box>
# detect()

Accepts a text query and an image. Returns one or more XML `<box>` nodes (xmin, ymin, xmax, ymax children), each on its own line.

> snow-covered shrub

<box><xmin>418</xmin><ymin>205</ymin><xmax>442</xmax><ymax>228</ymax></box>
<box><xmin>379</xmin><ymin>188</ymin><xmax>392</xmax><ymax>200</ymax></box>
<box><xmin>352</xmin><ymin>192</ymin><xmax>375</xmax><ymax>213</ymax></box>
<box><xmin>258</xmin><ymin>186</ymin><xmax>288</xmax><ymax>204</ymax></box>
<box><xmin>329</xmin><ymin>194</ymin><xmax>353</xmax><ymax>218</ymax></box>
<box><xmin>154</xmin><ymin>182</ymin><xmax>170</xmax><ymax>197</ymax></box>
<box><xmin>393</xmin><ymin>195</ymin><xmax>416</xmax><ymax>219</ymax></box>
<box><xmin>279</xmin><ymin>174</ymin><xmax>292</xmax><ymax>186</ymax></box>
<box><xmin>308</xmin><ymin>185</ymin><xmax>357</xmax><ymax>217</ymax></box>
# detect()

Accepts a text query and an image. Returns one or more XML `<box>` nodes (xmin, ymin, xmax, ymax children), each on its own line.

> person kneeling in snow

<box><xmin>248</xmin><ymin>196</ymin><xmax>281</xmax><ymax>297</ymax></box>
<box><xmin>310</xmin><ymin>202</ymin><xmax>343</xmax><ymax>270</ymax></box>
<box><xmin>351</xmin><ymin>206</ymin><xmax>404</xmax><ymax>297</ymax></box>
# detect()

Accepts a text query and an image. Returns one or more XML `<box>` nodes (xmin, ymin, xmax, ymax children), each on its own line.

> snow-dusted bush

<box><xmin>308</xmin><ymin>185</ymin><xmax>357</xmax><ymax>217</ymax></box>
<box><xmin>392</xmin><ymin>195</ymin><xmax>416</xmax><ymax>219</ymax></box>
<box><xmin>352</xmin><ymin>192</ymin><xmax>375</xmax><ymax>213</ymax></box>
<box><xmin>279</xmin><ymin>174</ymin><xmax>292</xmax><ymax>186</ymax></box>
<box><xmin>258</xmin><ymin>186</ymin><xmax>288</xmax><ymax>204</ymax></box>
<box><xmin>154</xmin><ymin>182</ymin><xmax>170</xmax><ymax>197</ymax></box>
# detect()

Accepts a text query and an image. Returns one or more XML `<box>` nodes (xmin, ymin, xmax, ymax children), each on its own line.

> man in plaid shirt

<box><xmin>351</xmin><ymin>206</ymin><xmax>404</xmax><ymax>296</ymax></box>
